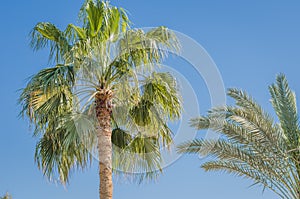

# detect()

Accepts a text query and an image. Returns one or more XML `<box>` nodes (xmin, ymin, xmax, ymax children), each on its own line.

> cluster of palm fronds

<box><xmin>19</xmin><ymin>0</ymin><xmax>182</xmax><ymax>184</ymax></box>
<box><xmin>178</xmin><ymin>74</ymin><xmax>300</xmax><ymax>199</ymax></box>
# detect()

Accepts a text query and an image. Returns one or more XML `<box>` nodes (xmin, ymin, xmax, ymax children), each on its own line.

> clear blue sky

<box><xmin>1</xmin><ymin>0</ymin><xmax>300</xmax><ymax>199</ymax></box>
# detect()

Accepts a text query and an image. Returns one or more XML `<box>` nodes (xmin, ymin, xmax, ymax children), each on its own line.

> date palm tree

<box><xmin>178</xmin><ymin>74</ymin><xmax>300</xmax><ymax>199</ymax></box>
<box><xmin>19</xmin><ymin>1</ymin><xmax>182</xmax><ymax>199</ymax></box>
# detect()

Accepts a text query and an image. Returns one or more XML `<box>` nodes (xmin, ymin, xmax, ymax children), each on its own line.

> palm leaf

<box><xmin>30</xmin><ymin>23</ymin><xmax>71</xmax><ymax>63</ymax></box>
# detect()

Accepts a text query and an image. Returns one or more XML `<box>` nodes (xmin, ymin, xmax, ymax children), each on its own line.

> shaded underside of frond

<box><xmin>111</xmin><ymin>127</ymin><xmax>163</xmax><ymax>183</ymax></box>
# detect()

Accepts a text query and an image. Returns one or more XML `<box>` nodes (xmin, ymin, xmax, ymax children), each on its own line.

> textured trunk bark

<box><xmin>95</xmin><ymin>89</ymin><xmax>113</xmax><ymax>199</ymax></box>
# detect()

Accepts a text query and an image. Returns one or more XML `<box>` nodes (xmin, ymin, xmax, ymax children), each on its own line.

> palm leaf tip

<box><xmin>176</xmin><ymin>140</ymin><xmax>203</xmax><ymax>154</ymax></box>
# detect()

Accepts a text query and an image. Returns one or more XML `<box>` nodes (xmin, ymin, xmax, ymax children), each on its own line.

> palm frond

<box><xmin>19</xmin><ymin>65</ymin><xmax>74</xmax><ymax>128</ymax></box>
<box><xmin>201</xmin><ymin>160</ymin><xmax>293</xmax><ymax>199</ymax></box>
<box><xmin>108</xmin><ymin>27</ymin><xmax>179</xmax><ymax>75</ymax></box>
<box><xmin>30</xmin><ymin>23</ymin><xmax>71</xmax><ymax>63</ymax></box>
<box><xmin>112</xmin><ymin>131</ymin><xmax>162</xmax><ymax>183</ymax></box>
<box><xmin>142</xmin><ymin>72</ymin><xmax>182</xmax><ymax>120</ymax></box>
<box><xmin>35</xmin><ymin>112</ymin><xmax>96</xmax><ymax>184</ymax></box>
<box><xmin>269</xmin><ymin>74</ymin><xmax>300</xmax><ymax>150</ymax></box>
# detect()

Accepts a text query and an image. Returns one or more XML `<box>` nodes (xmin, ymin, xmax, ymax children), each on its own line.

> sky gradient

<box><xmin>1</xmin><ymin>0</ymin><xmax>300</xmax><ymax>198</ymax></box>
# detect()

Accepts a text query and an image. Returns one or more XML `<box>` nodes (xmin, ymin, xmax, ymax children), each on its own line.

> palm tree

<box><xmin>178</xmin><ymin>74</ymin><xmax>300</xmax><ymax>199</ymax></box>
<box><xmin>0</xmin><ymin>193</ymin><xmax>12</xmax><ymax>199</ymax></box>
<box><xmin>19</xmin><ymin>1</ymin><xmax>182</xmax><ymax>199</ymax></box>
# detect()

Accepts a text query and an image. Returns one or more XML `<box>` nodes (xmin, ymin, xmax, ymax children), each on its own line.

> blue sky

<box><xmin>1</xmin><ymin>0</ymin><xmax>300</xmax><ymax>198</ymax></box>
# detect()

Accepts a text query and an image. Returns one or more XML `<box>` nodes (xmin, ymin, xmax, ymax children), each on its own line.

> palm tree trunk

<box><xmin>95</xmin><ymin>89</ymin><xmax>113</xmax><ymax>199</ymax></box>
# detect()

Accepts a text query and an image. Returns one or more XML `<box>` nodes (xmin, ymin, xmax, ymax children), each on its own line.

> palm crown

<box><xmin>19</xmin><ymin>1</ymin><xmax>182</xmax><ymax>198</ymax></box>
<box><xmin>178</xmin><ymin>74</ymin><xmax>300</xmax><ymax>199</ymax></box>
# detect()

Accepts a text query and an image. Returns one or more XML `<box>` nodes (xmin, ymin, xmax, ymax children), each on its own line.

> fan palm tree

<box><xmin>178</xmin><ymin>74</ymin><xmax>300</xmax><ymax>199</ymax></box>
<box><xmin>19</xmin><ymin>1</ymin><xmax>182</xmax><ymax>199</ymax></box>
